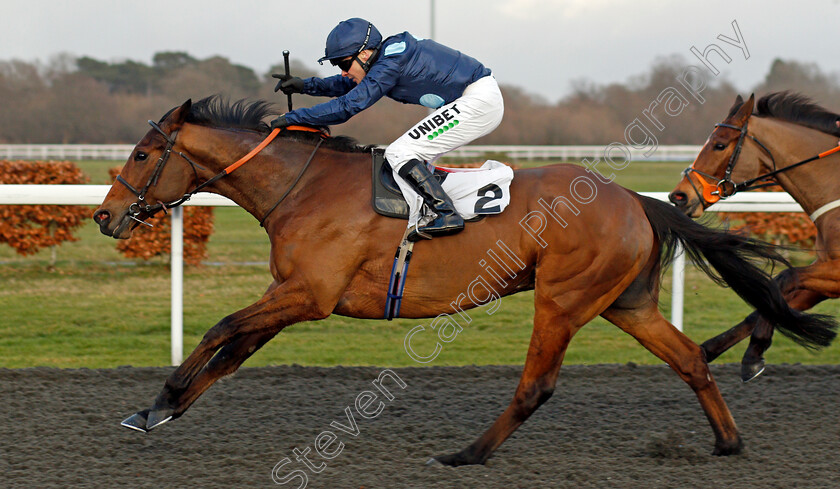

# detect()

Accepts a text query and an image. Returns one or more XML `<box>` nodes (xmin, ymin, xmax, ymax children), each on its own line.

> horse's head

<box><xmin>669</xmin><ymin>94</ymin><xmax>771</xmax><ymax>217</ymax></box>
<box><xmin>93</xmin><ymin>99</ymin><xmax>199</xmax><ymax>239</ymax></box>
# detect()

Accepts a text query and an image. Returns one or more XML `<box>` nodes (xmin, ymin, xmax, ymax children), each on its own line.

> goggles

<box><xmin>331</xmin><ymin>55</ymin><xmax>358</xmax><ymax>72</ymax></box>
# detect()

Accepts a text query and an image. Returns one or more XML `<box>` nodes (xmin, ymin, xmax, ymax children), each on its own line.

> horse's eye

<box><xmin>713</xmin><ymin>143</ymin><xmax>726</xmax><ymax>151</ymax></box>
<box><xmin>135</xmin><ymin>151</ymin><xmax>148</xmax><ymax>161</ymax></box>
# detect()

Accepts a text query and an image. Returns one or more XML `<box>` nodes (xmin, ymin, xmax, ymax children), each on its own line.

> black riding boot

<box><xmin>398</xmin><ymin>159</ymin><xmax>465</xmax><ymax>242</ymax></box>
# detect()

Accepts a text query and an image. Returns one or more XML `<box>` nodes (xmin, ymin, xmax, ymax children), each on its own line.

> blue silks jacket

<box><xmin>284</xmin><ymin>32</ymin><xmax>491</xmax><ymax>126</ymax></box>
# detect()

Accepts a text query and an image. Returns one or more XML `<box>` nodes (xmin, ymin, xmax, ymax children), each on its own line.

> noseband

<box><xmin>682</xmin><ymin>121</ymin><xmax>777</xmax><ymax>205</ymax></box>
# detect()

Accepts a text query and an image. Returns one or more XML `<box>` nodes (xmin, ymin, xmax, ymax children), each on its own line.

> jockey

<box><xmin>270</xmin><ymin>17</ymin><xmax>504</xmax><ymax>241</ymax></box>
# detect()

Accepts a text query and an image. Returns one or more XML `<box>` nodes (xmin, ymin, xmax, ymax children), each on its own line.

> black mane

<box><xmin>186</xmin><ymin>95</ymin><xmax>274</xmax><ymax>131</ymax></box>
<box><xmin>755</xmin><ymin>91</ymin><xmax>840</xmax><ymax>136</ymax></box>
<box><xmin>164</xmin><ymin>95</ymin><xmax>371</xmax><ymax>153</ymax></box>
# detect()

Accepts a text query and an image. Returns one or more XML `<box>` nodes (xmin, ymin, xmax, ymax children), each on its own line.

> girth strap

<box><xmin>384</xmin><ymin>228</ymin><xmax>416</xmax><ymax>320</ymax></box>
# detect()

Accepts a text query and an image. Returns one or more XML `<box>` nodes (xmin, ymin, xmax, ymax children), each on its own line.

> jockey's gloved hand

<box><xmin>270</xmin><ymin>115</ymin><xmax>291</xmax><ymax>130</ymax></box>
<box><xmin>272</xmin><ymin>74</ymin><xmax>305</xmax><ymax>95</ymax></box>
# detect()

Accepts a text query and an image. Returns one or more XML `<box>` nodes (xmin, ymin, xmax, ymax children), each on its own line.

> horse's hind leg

<box><xmin>432</xmin><ymin>292</ymin><xmax>579</xmax><ymax>466</ymax></box>
<box><xmin>601</xmin><ymin>304</ymin><xmax>742</xmax><ymax>455</ymax></box>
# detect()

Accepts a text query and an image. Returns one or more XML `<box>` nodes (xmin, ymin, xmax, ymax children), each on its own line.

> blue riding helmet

<box><xmin>317</xmin><ymin>18</ymin><xmax>383</xmax><ymax>64</ymax></box>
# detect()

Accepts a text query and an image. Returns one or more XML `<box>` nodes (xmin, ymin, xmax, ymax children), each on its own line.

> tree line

<box><xmin>1</xmin><ymin>51</ymin><xmax>838</xmax><ymax>146</ymax></box>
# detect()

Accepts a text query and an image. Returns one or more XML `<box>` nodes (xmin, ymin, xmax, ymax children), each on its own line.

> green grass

<box><xmin>75</xmin><ymin>160</ymin><xmax>124</xmax><ymax>184</ymax></box>
<box><xmin>2</xmin><ymin>158</ymin><xmax>838</xmax><ymax>369</ymax></box>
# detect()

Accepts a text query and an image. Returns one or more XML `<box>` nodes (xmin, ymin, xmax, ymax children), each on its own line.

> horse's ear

<box><xmin>162</xmin><ymin>99</ymin><xmax>192</xmax><ymax>131</ymax></box>
<box><xmin>729</xmin><ymin>93</ymin><xmax>755</xmax><ymax>124</ymax></box>
<box><xmin>726</xmin><ymin>95</ymin><xmax>745</xmax><ymax>119</ymax></box>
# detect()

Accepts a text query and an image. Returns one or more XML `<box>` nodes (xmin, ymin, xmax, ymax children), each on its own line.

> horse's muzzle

<box><xmin>668</xmin><ymin>190</ymin><xmax>688</xmax><ymax>207</ymax></box>
<box><xmin>668</xmin><ymin>193</ymin><xmax>703</xmax><ymax>218</ymax></box>
<box><xmin>93</xmin><ymin>209</ymin><xmax>113</xmax><ymax>236</ymax></box>
<box><xmin>92</xmin><ymin>208</ymin><xmax>135</xmax><ymax>239</ymax></box>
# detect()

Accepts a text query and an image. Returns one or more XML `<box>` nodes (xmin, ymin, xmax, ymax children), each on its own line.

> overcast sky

<box><xmin>2</xmin><ymin>0</ymin><xmax>839</xmax><ymax>103</ymax></box>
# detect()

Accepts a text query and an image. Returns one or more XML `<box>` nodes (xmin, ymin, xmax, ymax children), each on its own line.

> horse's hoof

<box><xmin>425</xmin><ymin>457</ymin><xmax>445</xmax><ymax>467</ymax></box>
<box><xmin>429</xmin><ymin>451</ymin><xmax>482</xmax><ymax>467</ymax></box>
<box><xmin>145</xmin><ymin>408</ymin><xmax>174</xmax><ymax>430</ymax></box>
<box><xmin>712</xmin><ymin>437</ymin><xmax>744</xmax><ymax>456</ymax></box>
<box><xmin>121</xmin><ymin>409</ymin><xmax>150</xmax><ymax>433</ymax></box>
<box><xmin>741</xmin><ymin>359</ymin><xmax>765</xmax><ymax>383</ymax></box>
<box><xmin>429</xmin><ymin>455</ymin><xmax>457</xmax><ymax>467</ymax></box>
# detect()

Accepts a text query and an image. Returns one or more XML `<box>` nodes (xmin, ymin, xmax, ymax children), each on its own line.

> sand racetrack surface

<box><xmin>2</xmin><ymin>363</ymin><xmax>839</xmax><ymax>488</ymax></box>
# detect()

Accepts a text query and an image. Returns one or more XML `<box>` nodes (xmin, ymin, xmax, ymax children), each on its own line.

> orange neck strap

<box><xmin>222</xmin><ymin>126</ymin><xmax>329</xmax><ymax>175</ymax></box>
<box><xmin>286</xmin><ymin>125</ymin><xmax>329</xmax><ymax>137</ymax></box>
<box><xmin>223</xmin><ymin>128</ymin><xmax>281</xmax><ymax>174</ymax></box>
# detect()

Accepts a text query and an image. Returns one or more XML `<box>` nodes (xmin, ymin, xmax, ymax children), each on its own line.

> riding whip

<box><xmin>283</xmin><ymin>50</ymin><xmax>293</xmax><ymax>111</ymax></box>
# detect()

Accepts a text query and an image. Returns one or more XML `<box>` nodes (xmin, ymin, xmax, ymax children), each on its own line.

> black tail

<box><xmin>636</xmin><ymin>194</ymin><xmax>837</xmax><ymax>350</ymax></box>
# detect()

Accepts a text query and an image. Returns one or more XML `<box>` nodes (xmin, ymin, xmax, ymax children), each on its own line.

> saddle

<box><xmin>371</xmin><ymin>148</ymin><xmax>448</xmax><ymax>219</ymax></box>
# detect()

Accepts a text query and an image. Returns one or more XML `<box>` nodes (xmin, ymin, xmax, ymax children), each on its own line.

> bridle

<box><xmin>116</xmin><ymin>120</ymin><xmax>324</xmax><ymax>228</ymax></box>
<box><xmin>683</xmin><ymin>119</ymin><xmax>840</xmax><ymax>209</ymax></box>
<box><xmin>116</xmin><ymin>120</ymin><xmax>207</xmax><ymax>227</ymax></box>
<box><xmin>681</xmin><ymin>121</ymin><xmax>777</xmax><ymax>205</ymax></box>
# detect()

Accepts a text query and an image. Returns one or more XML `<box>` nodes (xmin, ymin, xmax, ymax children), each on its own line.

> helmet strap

<box><xmin>357</xmin><ymin>47</ymin><xmax>379</xmax><ymax>73</ymax></box>
<box><xmin>354</xmin><ymin>22</ymin><xmax>377</xmax><ymax>73</ymax></box>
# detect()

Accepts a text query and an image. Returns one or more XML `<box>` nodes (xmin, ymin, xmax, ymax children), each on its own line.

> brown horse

<box><xmin>669</xmin><ymin>92</ymin><xmax>840</xmax><ymax>381</ymax></box>
<box><xmin>94</xmin><ymin>96</ymin><xmax>835</xmax><ymax>465</ymax></box>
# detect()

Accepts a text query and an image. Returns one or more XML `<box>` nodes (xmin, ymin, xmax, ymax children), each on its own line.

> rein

<box><xmin>117</xmin><ymin>122</ymin><xmax>326</xmax><ymax>227</ymax></box>
<box><xmin>683</xmin><ymin>121</ymin><xmax>840</xmax><ymax>205</ymax></box>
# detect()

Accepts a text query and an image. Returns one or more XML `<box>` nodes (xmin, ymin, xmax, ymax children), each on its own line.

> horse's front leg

<box><xmin>739</xmin><ymin>261</ymin><xmax>840</xmax><ymax>381</ymax></box>
<box><xmin>700</xmin><ymin>265</ymin><xmax>829</xmax><ymax>381</ymax></box>
<box><xmin>740</xmin><ymin>288</ymin><xmax>828</xmax><ymax>381</ymax></box>
<box><xmin>700</xmin><ymin>313</ymin><xmax>758</xmax><ymax>362</ymax></box>
<box><xmin>123</xmin><ymin>279</ymin><xmax>334</xmax><ymax>432</ymax></box>
<box><xmin>700</xmin><ymin>267</ymin><xmax>802</xmax><ymax>363</ymax></box>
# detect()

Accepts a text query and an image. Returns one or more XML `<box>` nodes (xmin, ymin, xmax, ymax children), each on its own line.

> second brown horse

<box><xmin>670</xmin><ymin>92</ymin><xmax>840</xmax><ymax>381</ymax></box>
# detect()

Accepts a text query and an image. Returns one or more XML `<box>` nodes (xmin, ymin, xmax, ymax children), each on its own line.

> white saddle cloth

<box><xmin>403</xmin><ymin>160</ymin><xmax>514</xmax><ymax>227</ymax></box>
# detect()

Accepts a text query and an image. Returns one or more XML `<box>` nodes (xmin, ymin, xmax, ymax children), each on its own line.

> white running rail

<box><xmin>0</xmin><ymin>185</ymin><xmax>802</xmax><ymax>363</ymax></box>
